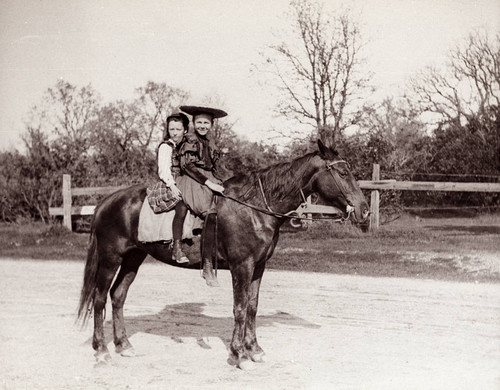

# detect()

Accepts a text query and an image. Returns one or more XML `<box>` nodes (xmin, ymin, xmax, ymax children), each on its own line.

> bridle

<box><xmin>325</xmin><ymin>159</ymin><xmax>355</xmax><ymax>212</ymax></box>
<box><xmin>217</xmin><ymin>159</ymin><xmax>354</xmax><ymax>222</ymax></box>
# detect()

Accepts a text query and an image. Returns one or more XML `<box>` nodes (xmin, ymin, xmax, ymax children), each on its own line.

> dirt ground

<box><xmin>0</xmin><ymin>258</ymin><xmax>499</xmax><ymax>390</ymax></box>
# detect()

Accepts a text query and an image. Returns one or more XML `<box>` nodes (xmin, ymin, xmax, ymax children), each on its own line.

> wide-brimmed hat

<box><xmin>180</xmin><ymin>105</ymin><xmax>228</xmax><ymax>119</ymax></box>
<box><xmin>166</xmin><ymin>108</ymin><xmax>189</xmax><ymax>129</ymax></box>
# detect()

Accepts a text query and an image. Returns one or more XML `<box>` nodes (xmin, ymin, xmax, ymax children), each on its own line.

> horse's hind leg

<box><xmin>244</xmin><ymin>262</ymin><xmax>266</xmax><ymax>363</ymax></box>
<box><xmin>110</xmin><ymin>249</ymin><xmax>147</xmax><ymax>356</ymax></box>
<box><xmin>93</xmin><ymin>258</ymin><xmax>121</xmax><ymax>362</ymax></box>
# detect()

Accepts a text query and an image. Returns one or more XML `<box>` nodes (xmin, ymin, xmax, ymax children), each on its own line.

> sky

<box><xmin>0</xmin><ymin>0</ymin><xmax>499</xmax><ymax>151</ymax></box>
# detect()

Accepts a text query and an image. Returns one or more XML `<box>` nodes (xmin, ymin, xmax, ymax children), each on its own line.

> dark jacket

<box><xmin>178</xmin><ymin>132</ymin><xmax>221</xmax><ymax>184</ymax></box>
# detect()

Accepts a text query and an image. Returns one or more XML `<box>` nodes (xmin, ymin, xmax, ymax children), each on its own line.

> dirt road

<box><xmin>0</xmin><ymin>258</ymin><xmax>499</xmax><ymax>390</ymax></box>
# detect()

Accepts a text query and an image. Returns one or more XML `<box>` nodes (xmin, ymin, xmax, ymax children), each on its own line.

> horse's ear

<box><xmin>317</xmin><ymin>139</ymin><xmax>329</xmax><ymax>156</ymax></box>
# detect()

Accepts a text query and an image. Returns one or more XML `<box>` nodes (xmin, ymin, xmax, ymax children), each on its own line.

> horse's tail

<box><xmin>77</xmin><ymin>219</ymin><xmax>99</xmax><ymax>325</ymax></box>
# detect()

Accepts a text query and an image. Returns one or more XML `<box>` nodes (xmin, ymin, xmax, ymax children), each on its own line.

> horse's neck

<box><xmin>262</xmin><ymin>155</ymin><xmax>318</xmax><ymax>215</ymax></box>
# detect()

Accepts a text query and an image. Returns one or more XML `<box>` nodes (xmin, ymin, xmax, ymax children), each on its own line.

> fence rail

<box><xmin>48</xmin><ymin>175</ymin><xmax>126</xmax><ymax>230</ymax></box>
<box><xmin>359</xmin><ymin>180</ymin><xmax>500</xmax><ymax>192</ymax></box>
<box><xmin>49</xmin><ymin>168</ymin><xmax>500</xmax><ymax>231</ymax></box>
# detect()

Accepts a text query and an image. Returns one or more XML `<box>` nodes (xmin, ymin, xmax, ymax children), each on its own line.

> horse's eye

<box><xmin>338</xmin><ymin>170</ymin><xmax>348</xmax><ymax>178</ymax></box>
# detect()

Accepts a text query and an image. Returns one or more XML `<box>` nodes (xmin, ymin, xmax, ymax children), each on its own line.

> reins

<box><xmin>216</xmin><ymin>159</ymin><xmax>353</xmax><ymax>223</ymax></box>
<box><xmin>208</xmin><ymin>159</ymin><xmax>353</xmax><ymax>278</ymax></box>
<box><xmin>258</xmin><ymin>177</ymin><xmax>273</xmax><ymax>212</ymax></box>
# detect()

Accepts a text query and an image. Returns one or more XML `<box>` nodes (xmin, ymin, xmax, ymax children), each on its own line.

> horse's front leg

<box><xmin>243</xmin><ymin>261</ymin><xmax>266</xmax><ymax>363</ymax></box>
<box><xmin>110</xmin><ymin>251</ymin><xmax>145</xmax><ymax>357</ymax></box>
<box><xmin>229</xmin><ymin>261</ymin><xmax>254</xmax><ymax>369</ymax></box>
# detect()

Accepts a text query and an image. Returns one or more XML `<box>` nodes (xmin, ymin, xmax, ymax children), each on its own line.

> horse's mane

<box><xmin>229</xmin><ymin>151</ymin><xmax>324</xmax><ymax>204</ymax></box>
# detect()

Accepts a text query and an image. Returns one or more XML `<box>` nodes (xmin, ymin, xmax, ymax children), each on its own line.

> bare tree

<box><xmin>93</xmin><ymin>101</ymin><xmax>142</xmax><ymax>153</ymax></box>
<box><xmin>358</xmin><ymin>98</ymin><xmax>430</xmax><ymax>172</ymax></box>
<box><xmin>27</xmin><ymin>80</ymin><xmax>101</xmax><ymax>152</ymax></box>
<box><xmin>410</xmin><ymin>30</ymin><xmax>500</xmax><ymax>128</ymax></box>
<box><xmin>134</xmin><ymin>81</ymin><xmax>190</xmax><ymax>152</ymax></box>
<box><xmin>263</xmin><ymin>0</ymin><xmax>371</xmax><ymax>146</ymax></box>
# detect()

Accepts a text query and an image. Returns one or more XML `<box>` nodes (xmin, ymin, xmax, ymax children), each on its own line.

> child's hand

<box><xmin>205</xmin><ymin>180</ymin><xmax>225</xmax><ymax>193</ymax></box>
<box><xmin>170</xmin><ymin>185</ymin><xmax>182</xmax><ymax>200</ymax></box>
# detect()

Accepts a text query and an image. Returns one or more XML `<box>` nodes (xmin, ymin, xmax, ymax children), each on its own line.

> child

<box><xmin>176</xmin><ymin>105</ymin><xmax>227</xmax><ymax>286</ymax></box>
<box><xmin>148</xmin><ymin>109</ymin><xmax>190</xmax><ymax>263</ymax></box>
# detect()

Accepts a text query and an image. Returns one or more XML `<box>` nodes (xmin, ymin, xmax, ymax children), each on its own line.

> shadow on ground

<box><xmin>88</xmin><ymin>302</ymin><xmax>320</xmax><ymax>351</ymax></box>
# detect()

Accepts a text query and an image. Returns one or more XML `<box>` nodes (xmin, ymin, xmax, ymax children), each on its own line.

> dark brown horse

<box><xmin>77</xmin><ymin>140</ymin><xmax>370</xmax><ymax>369</ymax></box>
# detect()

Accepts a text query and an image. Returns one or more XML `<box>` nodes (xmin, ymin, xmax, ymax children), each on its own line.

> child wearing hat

<box><xmin>176</xmin><ymin>105</ymin><xmax>227</xmax><ymax>287</ymax></box>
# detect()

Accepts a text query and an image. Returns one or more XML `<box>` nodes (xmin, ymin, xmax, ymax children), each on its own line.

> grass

<box><xmin>0</xmin><ymin>223</ymin><xmax>89</xmax><ymax>260</ymax></box>
<box><xmin>271</xmin><ymin>214</ymin><xmax>500</xmax><ymax>283</ymax></box>
<box><xmin>1</xmin><ymin>213</ymin><xmax>499</xmax><ymax>283</ymax></box>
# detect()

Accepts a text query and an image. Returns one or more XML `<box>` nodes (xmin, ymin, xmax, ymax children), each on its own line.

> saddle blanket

<box><xmin>137</xmin><ymin>198</ymin><xmax>201</xmax><ymax>243</ymax></box>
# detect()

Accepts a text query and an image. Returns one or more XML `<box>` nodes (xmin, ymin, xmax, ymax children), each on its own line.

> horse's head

<box><xmin>310</xmin><ymin>140</ymin><xmax>370</xmax><ymax>226</ymax></box>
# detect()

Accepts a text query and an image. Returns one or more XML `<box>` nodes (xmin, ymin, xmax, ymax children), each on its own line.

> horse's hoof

<box><xmin>251</xmin><ymin>352</ymin><xmax>266</xmax><ymax>363</ymax></box>
<box><xmin>120</xmin><ymin>347</ymin><xmax>136</xmax><ymax>357</ymax></box>
<box><xmin>203</xmin><ymin>275</ymin><xmax>220</xmax><ymax>287</ymax></box>
<box><xmin>227</xmin><ymin>355</ymin><xmax>238</xmax><ymax>367</ymax></box>
<box><xmin>238</xmin><ymin>359</ymin><xmax>256</xmax><ymax>371</ymax></box>
<box><xmin>95</xmin><ymin>351</ymin><xmax>112</xmax><ymax>363</ymax></box>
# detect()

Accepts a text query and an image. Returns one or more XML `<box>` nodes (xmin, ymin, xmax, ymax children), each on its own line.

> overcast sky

<box><xmin>1</xmin><ymin>0</ymin><xmax>499</xmax><ymax>150</ymax></box>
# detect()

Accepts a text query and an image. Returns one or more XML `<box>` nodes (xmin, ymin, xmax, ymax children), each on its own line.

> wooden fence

<box><xmin>49</xmin><ymin>167</ymin><xmax>500</xmax><ymax>231</ymax></box>
<box><xmin>48</xmin><ymin>175</ymin><xmax>125</xmax><ymax>230</ymax></box>
<box><xmin>361</xmin><ymin>164</ymin><xmax>500</xmax><ymax>229</ymax></box>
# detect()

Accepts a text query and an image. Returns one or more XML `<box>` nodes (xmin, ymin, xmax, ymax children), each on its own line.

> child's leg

<box><xmin>173</xmin><ymin>201</ymin><xmax>188</xmax><ymax>240</ymax></box>
<box><xmin>172</xmin><ymin>201</ymin><xmax>189</xmax><ymax>263</ymax></box>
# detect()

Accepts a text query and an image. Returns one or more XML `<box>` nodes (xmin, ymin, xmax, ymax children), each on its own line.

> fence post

<box><xmin>370</xmin><ymin>164</ymin><xmax>380</xmax><ymax>231</ymax></box>
<box><xmin>62</xmin><ymin>174</ymin><xmax>72</xmax><ymax>231</ymax></box>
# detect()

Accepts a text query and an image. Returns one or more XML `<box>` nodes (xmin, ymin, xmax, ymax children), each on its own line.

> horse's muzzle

<box><xmin>347</xmin><ymin>204</ymin><xmax>370</xmax><ymax>224</ymax></box>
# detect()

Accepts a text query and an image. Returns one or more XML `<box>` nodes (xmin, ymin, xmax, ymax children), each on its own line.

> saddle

<box><xmin>137</xmin><ymin>198</ymin><xmax>201</xmax><ymax>243</ymax></box>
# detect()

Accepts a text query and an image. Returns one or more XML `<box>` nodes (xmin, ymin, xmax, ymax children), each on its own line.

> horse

<box><xmin>77</xmin><ymin>139</ymin><xmax>370</xmax><ymax>369</ymax></box>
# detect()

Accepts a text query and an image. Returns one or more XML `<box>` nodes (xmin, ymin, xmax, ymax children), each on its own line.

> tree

<box><xmin>25</xmin><ymin>80</ymin><xmax>102</xmax><ymax>182</ymax></box>
<box><xmin>13</xmin><ymin>127</ymin><xmax>61</xmax><ymax>222</ymax></box>
<box><xmin>28</xmin><ymin>80</ymin><xmax>101</xmax><ymax>149</ymax></box>
<box><xmin>357</xmin><ymin>98</ymin><xmax>431</xmax><ymax>173</ymax></box>
<box><xmin>87</xmin><ymin>101</ymin><xmax>151</xmax><ymax>183</ymax></box>
<box><xmin>263</xmin><ymin>0</ymin><xmax>371</xmax><ymax>145</ymax></box>
<box><xmin>134</xmin><ymin>81</ymin><xmax>190</xmax><ymax>152</ymax></box>
<box><xmin>405</xmin><ymin>29</ymin><xmax>500</xmax><ymax>209</ymax></box>
<box><xmin>223</xmin><ymin>137</ymin><xmax>283</xmax><ymax>178</ymax></box>
<box><xmin>0</xmin><ymin>150</ymin><xmax>29</xmax><ymax>222</ymax></box>
<box><xmin>410</xmin><ymin>30</ymin><xmax>500</xmax><ymax>129</ymax></box>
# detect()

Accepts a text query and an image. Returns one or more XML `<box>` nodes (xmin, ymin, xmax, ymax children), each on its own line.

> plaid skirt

<box><xmin>176</xmin><ymin>171</ymin><xmax>217</xmax><ymax>217</ymax></box>
<box><xmin>146</xmin><ymin>181</ymin><xmax>180</xmax><ymax>213</ymax></box>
